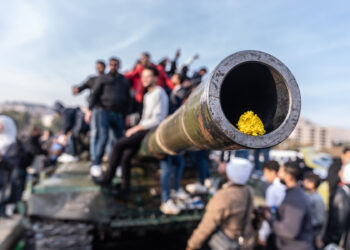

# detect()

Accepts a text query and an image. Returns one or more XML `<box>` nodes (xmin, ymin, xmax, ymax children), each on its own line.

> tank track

<box><xmin>26</xmin><ymin>219</ymin><xmax>94</xmax><ymax>250</ymax></box>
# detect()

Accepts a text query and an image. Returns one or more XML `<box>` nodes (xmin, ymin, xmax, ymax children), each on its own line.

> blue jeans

<box><xmin>190</xmin><ymin>150</ymin><xmax>210</xmax><ymax>185</ymax></box>
<box><xmin>89</xmin><ymin>108</ymin><xmax>98</xmax><ymax>162</ymax></box>
<box><xmin>160</xmin><ymin>155</ymin><xmax>185</xmax><ymax>203</ymax></box>
<box><xmin>235</xmin><ymin>150</ymin><xmax>250</xmax><ymax>159</ymax></box>
<box><xmin>106</xmin><ymin>129</ymin><xmax>117</xmax><ymax>159</ymax></box>
<box><xmin>65</xmin><ymin>135</ymin><xmax>78</xmax><ymax>156</ymax></box>
<box><xmin>254</xmin><ymin>148</ymin><xmax>270</xmax><ymax>170</ymax></box>
<box><xmin>93</xmin><ymin>108</ymin><xmax>124</xmax><ymax>165</ymax></box>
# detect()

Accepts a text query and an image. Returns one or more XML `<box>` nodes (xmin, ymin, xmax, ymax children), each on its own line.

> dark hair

<box><xmin>199</xmin><ymin>67</ymin><xmax>208</xmax><ymax>73</ymax></box>
<box><xmin>263</xmin><ymin>160</ymin><xmax>280</xmax><ymax>173</ymax></box>
<box><xmin>284</xmin><ymin>161</ymin><xmax>302</xmax><ymax>181</ymax></box>
<box><xmin>53</xmin><ymin>101</ymin><xmax>64</xmax><ymax>114</ymax></box>
<box><xmin>304</xmin><ymin>171</ymin><xmax>321</xmax><ymax>188</ymax></box>
<box><xmin>158</xmin><ymin>58</ymin><xmax>168</xmax><ymax>68</ymax></box>
<box><xmin>343</xmin><ymin>147</ymin><xmax>350</xmax><ymax>154</ymax></box>
<box><xmin>133</xmin><ymin>60</ymin><xmax>141</xmax><ymax>69</ymax></box>
<box><xmin>142</xmin><ymin>52</ymin><xmax>151</xmax><ymax>58</ymax></box>
<box><xmin>96</xmin><ymin>60</ymin><xmax>106</xmax><ymax>68</ymax></box>
<box><xmin>143</xmin><ymin>66</ymin><xmax>159</xmax><ymax>77</ymax></box>
<box><xmin>172</xmin><ymin>73</ymin><xmax>185</xmax><ymax>83</ymax></box>
<box><xmin>30</xmin><ymin>125</ymin><xmax>42</xmax><ymax>135</ymax></box>
<box><xmin>109</xmin><ymin>57</ymin><xmax>120</xmax><ymax>64</ymax></box>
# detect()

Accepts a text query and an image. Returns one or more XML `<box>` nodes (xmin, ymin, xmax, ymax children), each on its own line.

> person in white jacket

<box><xmin>259</xmin><ymin>160</ymin><xmax>286</xmax><ymax>249</ymax></box>
<box><xmin>90</xmin><ymin>66</ymin><xmax>168</xmax><ymax>198</ymax></box>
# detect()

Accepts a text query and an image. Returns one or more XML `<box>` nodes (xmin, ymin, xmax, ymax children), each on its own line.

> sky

<box><xmin>0</xmin><ymin>0</ymin><xmax>349</xmax><ymax>129</ymax></box>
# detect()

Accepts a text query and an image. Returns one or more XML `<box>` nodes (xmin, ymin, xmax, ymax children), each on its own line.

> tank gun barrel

<box><xmin>139</xmin><ymin>50</ymin><xmax>301</xmax><ymax>158</ymax></box>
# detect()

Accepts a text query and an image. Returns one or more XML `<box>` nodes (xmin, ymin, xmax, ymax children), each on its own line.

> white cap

<box><xmin>226</xmin><ymin>157</ymin><xmax>253</xmax><ymax>185</ymax></box>
<box><xmin>342</xmin><ymin>163</ymin><xmax>350</xmax><ymax>184</ymax></box>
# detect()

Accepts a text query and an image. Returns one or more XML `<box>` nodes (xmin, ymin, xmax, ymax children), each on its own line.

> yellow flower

<box><xmin>236</xmin><ymin>111</ymin><xmax>266</xmax><ymax>136</ymax></box>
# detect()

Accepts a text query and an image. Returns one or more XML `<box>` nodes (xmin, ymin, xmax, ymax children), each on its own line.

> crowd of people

<box><xmin>187</xmin><ymin>148</ymin><xmax>350</xmax><ymax>250</ymax></box>
<box><xmin>69</xmin><ymin>50</ymin><xmax>210</xmax><ymax>212</ymax></box>
<box><xmin>0</xmin><ymin>49</ymin><xmax>350</xmax><ymax>250</ymax></box>
<box><xmin>0</xmin><ymin>116</ymin><xmax>66</xmax><ymax>216</ymax></box>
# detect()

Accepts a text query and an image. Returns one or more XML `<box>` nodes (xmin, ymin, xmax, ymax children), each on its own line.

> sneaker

<box><xmin>204</xmin><ymin>178</ymin><xmax>220</xmax><ymax>195</ymax></box>
<box><xmin>90</xmin><ymin>165</ymin><xmax>103</xmax><ymax>178</ymax></box>
<box><xmin>5</xmin><ymin>204</ymin><xmax>16</xmax><ymax>216</ymax></box>
<box><xmin>160</xmin><ymin>199</ymin><xmax>181</xmax><ymax>215</ymax></box>
<box><xmin>175</xmin><ymin>199</ymin><xmax>186</xmax><ymax>211</ymax></box>
<box><xmin>204</xmin><ymin>178</ymin><xmax>212</xmax><ymax>188</ymax></box>
<box><xmin>186</xmin><ymin>197</ymin><xmax>204</xmax><ymax>210</ymax></box>
<box><xmin>171</xmin><ymin>188</ymin><xmax>190</xmax><ymax>200</ymax></box>
<box><xmin>116</xmin><ymin>166</ymin><xmax>122</xmax><ymax>178</ymax></box>
<box><xmin>57</xmin><ymin>153</ymin><xmax>78</xmax><ymax>163</ymax></box>
<box><xmin>185</xmin><ymin>183</ymin><xmax>208</xmax><ymax>195</ymax></box>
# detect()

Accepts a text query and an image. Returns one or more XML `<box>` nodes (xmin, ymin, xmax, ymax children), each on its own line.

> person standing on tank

<box><xmin>72</xmin><ymin>60</ymin><xmax>106</xmax><ymax>163</ymax></box>
<box><xmin>87</xmin><ymin>57</ymin><xmax>131</xmax><ymax>176</ymax></box>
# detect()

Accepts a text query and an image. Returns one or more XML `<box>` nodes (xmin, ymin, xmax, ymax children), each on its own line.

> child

<box><xmin>303</xmin><ymin>171</ymin><xmax>326</xmax><ymax>245</ymax></box>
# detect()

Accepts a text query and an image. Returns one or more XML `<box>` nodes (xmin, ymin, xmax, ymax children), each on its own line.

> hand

<box><xmin>315</xmin><ymin>236</ymin><xmax>324</xmax><ymax>248</ymax></box>
<box><xmin>218</xmin><ymin>162</ymin><xmax>227</xmax><ymax>174</ymax></box>
<box><xmin>84</xmin><ymin>110</ymin><xmax>92</xmax><ymax>124</ymax></box>
<box><xmin>125</xmin><ymin>126</ymin><xmax>140</xmax><ymax>137</ymax></box>
<box><xmin>125</xmin><ymin>128</ymin><xmax>134</xmax><ymax>137</ymax></box>
<box><xmin>193</xmin><ymin>54</ymin><xmax>199</xmax><ymax>60</ymax></box>
<box><xmin>182</xmin><ymin>79</ymin><xmax>191</xmax><ymax>88</ymax></box>
<box><xmin>264</xmin><ymin>210</ymin><xmax>272</xmax><ymax>220</ymax></box>
<box><xmin>72</xmin><ymin>86</ymin><xmax>79</xmax><ymax>95</ymax></box>
<box><xmin>175</xmin><ymin>49</ymin><xmax>181</xmax><ymax>59</ymax></box>
<box><xmin>258</xmin><ymin>238</ymin><xmax>267</xmax><ymax>246</ymax></box>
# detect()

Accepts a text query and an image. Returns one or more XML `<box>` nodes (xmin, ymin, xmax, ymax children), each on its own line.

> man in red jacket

<box><xmin>125</xmin><ymin>52</ymin><xmax>173</xmax><ymax>112</ymax></box>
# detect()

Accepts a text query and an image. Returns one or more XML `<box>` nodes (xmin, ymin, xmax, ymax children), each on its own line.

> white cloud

<box><xmin>0</xmin><ymin>0</ymin><xmax>47</xmax><ymax>50</ymax></box>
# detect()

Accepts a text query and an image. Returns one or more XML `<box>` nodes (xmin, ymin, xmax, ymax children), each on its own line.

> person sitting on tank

<box><xmin>22</xmin><ymin>125</ymin><xmax>52</xmax><ymax>173</ymax></box>
<box><xmin>186</xmin><ymin>157</ymin><xmax>255</xmax><ymax>250</ymax></box>
<box><xmin>91</xmin><ymin>66</ymin><xmax>169</xmax><ymax>197</ymax></box>
<box><xmin>53</xmin><ymin>101</ymin><xmax>89</xmax><ymax>163</ymax></box>
<box><xmin>124</xmin><ymin>52</ymin><xmax>173</xmax><ymax>115</ymax></box>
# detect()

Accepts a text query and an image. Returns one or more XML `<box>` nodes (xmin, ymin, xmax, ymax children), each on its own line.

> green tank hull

<box><xmin>28</xmin><ymin>161</ymin><xmax>203</xmax><ymax>226</ymax></box>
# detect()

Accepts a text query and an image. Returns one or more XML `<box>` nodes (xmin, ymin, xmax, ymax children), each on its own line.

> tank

<box><xmin>26</xmin><ymin>50</ymin><xmax>301</xmax><ymax>249</ymax></box>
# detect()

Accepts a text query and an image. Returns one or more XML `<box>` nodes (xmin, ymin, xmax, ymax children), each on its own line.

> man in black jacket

<box><xmin>87</xmin><ymin>57</ymin><xmax>130</xmax><ymax>172</ymax></box>
<box><xmin>72</xmin><ymin>60</ymin><xmax>106</xmax><ymax>163</ymax></box>
<box><xmin>265</xmin><ymin>161</ymin><xmax>314</xmax><ymax>250</ymax></box>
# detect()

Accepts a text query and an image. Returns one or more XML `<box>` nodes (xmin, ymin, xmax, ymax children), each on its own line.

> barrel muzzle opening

<box><xmin>208</xmin><ymin>50</ymin><xmax>301</xmax><ymax>149</ymax></box>
<box><xmin>220</xmin><ymin>62</ymin><xmax>289</xmax><ymax>134</ymax></box>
